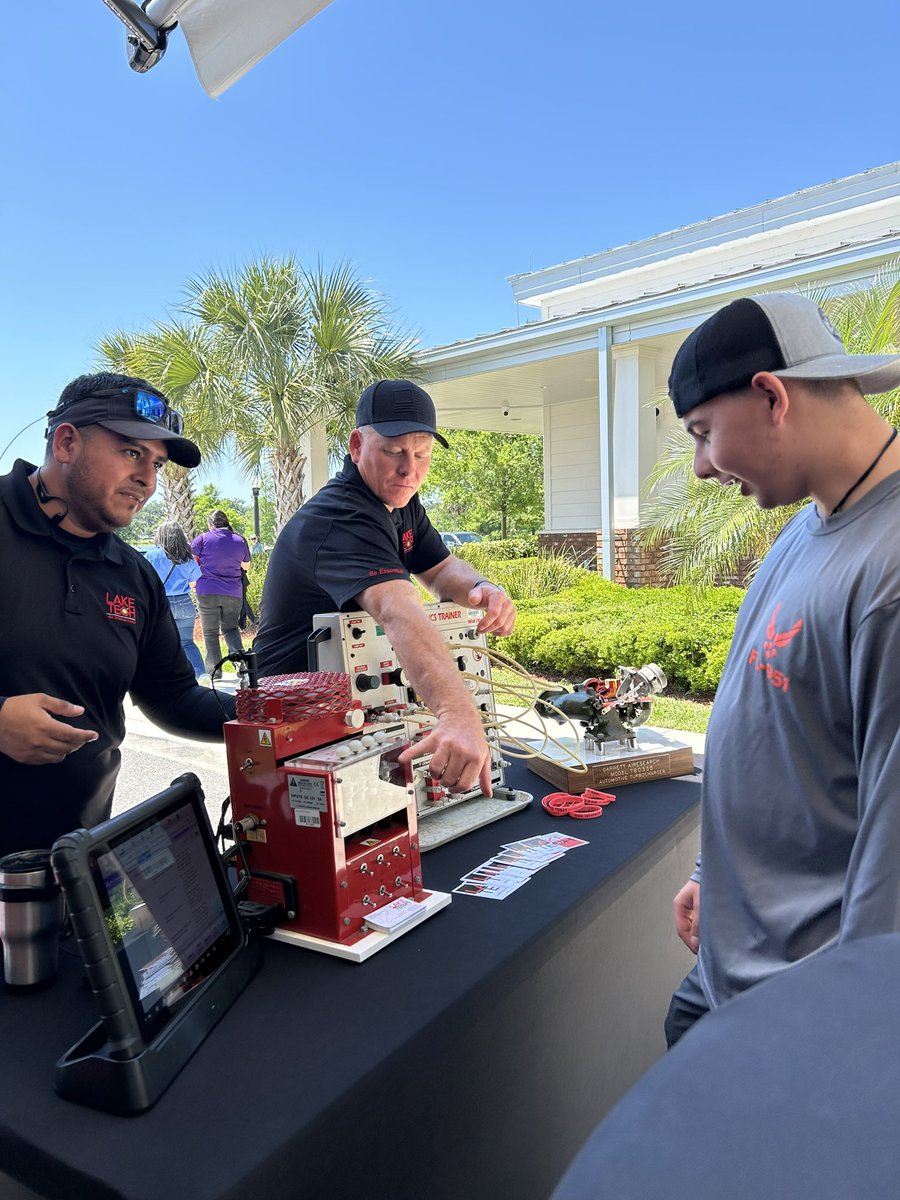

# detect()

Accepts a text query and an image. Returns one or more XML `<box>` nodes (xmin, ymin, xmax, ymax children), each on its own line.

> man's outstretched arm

<box><xmin>358</xmin><ymin>579</ymin><xmax>493</xmax><ymax>795</ymax></box>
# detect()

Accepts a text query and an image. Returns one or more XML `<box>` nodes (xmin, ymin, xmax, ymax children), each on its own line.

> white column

<box><xmin>612</xmin><ymin>347</ymin><xmax>661</xmax><ymax>528</ymax></box>
<box><xmin>301</xmin><ymin>424</ymin><xmax>331</xmax><ymax>501</ymax></box>
<box><xmin>541</xmin><ymin>399</ymin><xmax>553</xmax><ymax>530</ymax></box>
<box><xmin>598</xmin><ymin>326</ymin><xmax>615</xmax><ymax>579</ymax></box>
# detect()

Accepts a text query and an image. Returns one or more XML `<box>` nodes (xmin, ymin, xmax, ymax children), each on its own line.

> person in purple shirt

<box><xmin>191</xmin><ymin>510</ymin><xmax>250</xmax><ymax>677</ymax></box>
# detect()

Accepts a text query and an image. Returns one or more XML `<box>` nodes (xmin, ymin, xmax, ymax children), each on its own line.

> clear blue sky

<box><xmin>2</xmin><ymin>0</ymin><xmax>898</xmax><ymax>502</ymax></box>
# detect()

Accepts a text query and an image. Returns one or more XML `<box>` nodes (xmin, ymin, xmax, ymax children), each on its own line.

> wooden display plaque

<box><xmin>516</xmin><ymin>728</ymin><xmax>695</xmax><ymax>794</ymax></box>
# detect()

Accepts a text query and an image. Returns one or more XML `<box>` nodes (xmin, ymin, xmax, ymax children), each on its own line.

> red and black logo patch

<box><xmin>106</xmin><ymin>593</ymin><xmax>137</xmax><ymax>624</ymax></box>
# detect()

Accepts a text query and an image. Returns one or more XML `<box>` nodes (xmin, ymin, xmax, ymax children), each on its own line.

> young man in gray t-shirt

<box><xmin>664</xmin><ymin>292</ymin><xmax>900</xmax><ymax>1047</ymax></box>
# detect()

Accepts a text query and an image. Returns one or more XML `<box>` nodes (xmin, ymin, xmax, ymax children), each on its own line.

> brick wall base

<box><xmin>538</xmin><ymin>529</ymin><xmax>664</xmax><ymax>588</ymax></box>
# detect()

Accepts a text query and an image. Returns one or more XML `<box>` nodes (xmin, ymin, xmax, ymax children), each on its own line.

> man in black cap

<box><xmin>255</xmin><ymin>379</ymin><xmax>515</xmax><ymax>797</ymax></box>
<box><xmin>0</xmin><ymin>372</ymin><xmax>235</xmax><ymax>855</ymax></box>
<box><xmin>663</xmin><ymin>292</ymin><xmax>900</xmax><ymax>1046</ymax></box>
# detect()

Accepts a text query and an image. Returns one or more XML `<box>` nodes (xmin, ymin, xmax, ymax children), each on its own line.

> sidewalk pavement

<box><xmin>117</xmin><ymin>682</ymin><xmax>238</xmax><ymax>830</ymax></box>
<box><xmin>117</xmin><ymin>691</ymin><xmax>705</xmax><ymax>831</ymax></box>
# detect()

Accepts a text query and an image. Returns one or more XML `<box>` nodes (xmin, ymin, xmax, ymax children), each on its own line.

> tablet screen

<box><xmin>89</xmin><ymin>790</ymin><xmax>242</xmax><ymax>1044</ymax></box>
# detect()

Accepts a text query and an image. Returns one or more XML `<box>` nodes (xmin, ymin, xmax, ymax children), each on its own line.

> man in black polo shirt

<box><xmin>255</xmin><ymin>380</ymin><xmax>516</xmax><ymax>797</ymax></box>
<box><xmin>0</xmin><ymin>373</ymin><xmax>236</xmax><ymax>856</ymax></box>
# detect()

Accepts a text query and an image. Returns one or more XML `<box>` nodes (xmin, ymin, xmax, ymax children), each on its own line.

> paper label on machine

<box><xmin>288</xmin><ymin>774</ymin><xmax>328</xmax><ymax>812</ymax></box>
<box><xmin>294</xmin><ymin>810</ymin><xmax>321</xmax><ymax>828</ymax></box>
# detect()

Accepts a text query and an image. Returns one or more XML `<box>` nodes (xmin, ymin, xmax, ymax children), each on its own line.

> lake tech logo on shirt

<box><xmin>106</xmin><ymin>593</ymin><xmax>137</xmax><ymax>624</ymax></box>
<box><xmin>746</xmin><ymin>603</ymin><xmax>803</xmax><ymax>694</ymax></box>
<box><xmin>402</xmin><ymin>529</ymin><xmax>414</xmax><ymax>553</ymax></box>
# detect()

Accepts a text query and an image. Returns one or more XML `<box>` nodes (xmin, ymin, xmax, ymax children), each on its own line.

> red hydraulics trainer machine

<box><xmin>223</xmin><ymin>671</ymin><xmax>450</xmax><ymax>962</ymax></box>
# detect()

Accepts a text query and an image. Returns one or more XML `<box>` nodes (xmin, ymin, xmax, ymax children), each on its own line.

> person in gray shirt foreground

<box><xmin>664</xmin><ymin>292</ymin><xmax>900</xmax><ymax>1047</ymax></box>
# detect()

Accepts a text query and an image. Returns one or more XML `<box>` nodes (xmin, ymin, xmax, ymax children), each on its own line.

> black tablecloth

<box><xmin>0</xmin><ymin>761</ymin><xmax>701</xmax><ymax>1200</ymax></box>
<box><xmin>552</xmin><ymin>932</ymin><xmax>900</xmax><ymax>1200</ymax></box>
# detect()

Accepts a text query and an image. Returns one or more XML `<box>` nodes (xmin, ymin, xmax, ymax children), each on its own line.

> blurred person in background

<box><xmin>191</xmin><ymin>510</ymin><xmax>250</xmax><ymax>678</ymax></box>
<box><xmin>144</xmin><ymin>521</ymin><xmax>207</xmax><ymax>683</ymax></box>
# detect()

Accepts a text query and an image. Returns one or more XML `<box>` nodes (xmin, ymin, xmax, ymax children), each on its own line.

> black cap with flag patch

<box><xmin>355</xmin><ymin>380</ymin><xmax>449</xmax><ymax>448</ymax></box>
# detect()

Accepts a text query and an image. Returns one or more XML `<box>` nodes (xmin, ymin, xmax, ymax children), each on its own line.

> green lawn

<box><xmin>647</xmin><ymin>694</ymin><xmax>711</xmax><ymax>733</ymax></box>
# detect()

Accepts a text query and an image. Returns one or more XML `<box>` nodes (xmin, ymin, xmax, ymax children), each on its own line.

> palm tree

<box><xmin>825</xmin><ymin>270</ymin><xmax>900</xmax><ymax>426</ymax></box>
<box><xmin>181</xmin><ymin>257</ymin><xmax>421</xmax><ymax>533</ymax></box>
<box><xmin>638</xmin><ymin>426</ymin><xmax>803</xmax><ymax>585</ymax></box>
<box><xmin>305</xmin><ymin>262</ymin><xmax>423</xmax><ymax>455</ymax></box>
<box><xmin>639</xmin><ymin>263</ymin><xmax>900</xmax><ymax>585</ymax></box>
<box><xmin>95</xmin><ymin>326</ymin><xmax>239</xmax><ymax>537</ymax></box>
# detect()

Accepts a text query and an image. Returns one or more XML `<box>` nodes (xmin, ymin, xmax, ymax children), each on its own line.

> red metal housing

<box><xmin>225</xmin><ymin>674</ymin><xmax>427</xmax><ymax>946</ymax></box>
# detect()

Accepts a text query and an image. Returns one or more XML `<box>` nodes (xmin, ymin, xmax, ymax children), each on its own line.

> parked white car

<box><xmin>440</xmin><ymin>531</ymin><xmax>482</xmax><ymax>549</ymax></box>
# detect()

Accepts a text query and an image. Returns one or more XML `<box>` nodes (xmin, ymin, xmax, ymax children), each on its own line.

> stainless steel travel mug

<box><xmin>0</xmin><ymin>850</ymin><xmax>64</xmax><ymax>990</ymax></box>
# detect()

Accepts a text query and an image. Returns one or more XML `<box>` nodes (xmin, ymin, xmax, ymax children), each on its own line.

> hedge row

<box><xmin>496</xmin><ymin>572</ymin><xmax>743</xmax><ymax>695</ymax></box>
<box><xmin>248</xmin><ymin>543</ymin><xmax>743</xmax><ymax>696</ymax></box>
<box><xmin>456</xmin><ymin>536</ymin><xmax>539</xmax><ymax>567</ymax></box>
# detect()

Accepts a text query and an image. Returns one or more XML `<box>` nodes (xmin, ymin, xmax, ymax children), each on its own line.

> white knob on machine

<box><xmin>372</xmin><ymin>731</ymin><xmax>387</xmax><ymax>744</ymax></box>
<box><xmin>348</xmin><ymin>740</ymin><xmax>363</xmax><ymax>754</ymax></box>
<box><xmin>344</xmin><ymin>709</ymin><xmax>365</xmax><ymax>729</ymax></box>
<box><xmin>360</xmin><ymin>735</ymin><xmax>375</xmax><ymax>748</ymax></box>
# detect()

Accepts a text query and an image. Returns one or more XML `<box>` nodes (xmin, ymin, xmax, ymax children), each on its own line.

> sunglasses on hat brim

<box><xmin>50</xmin><ymin>387</ymin><xmax>185</xmax><ymax>435</ymax></box>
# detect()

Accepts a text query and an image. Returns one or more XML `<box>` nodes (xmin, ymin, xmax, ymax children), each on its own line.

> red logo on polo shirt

<box><xmin>402</xmin><ymin>530</ymin><xmax>414</xmax><ymax>553</ymax></box>
<box><xmin>106</xmin><ymin>593</ymin><xmax>137</xmax><ymax>624</ymax></box>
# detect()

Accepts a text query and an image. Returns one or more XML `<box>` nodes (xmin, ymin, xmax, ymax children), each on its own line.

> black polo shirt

<box><xmin>0</xmin><ymin>460</ymin><xmax>233</xmax><ymax>854</ymax></box>
<box><xmin>255</xmin><ymin>456</ymin><xmax>449</xmax><ymax>675</ymax></box>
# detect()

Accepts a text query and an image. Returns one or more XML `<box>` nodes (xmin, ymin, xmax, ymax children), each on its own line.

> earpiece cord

<box><xmin>34</xmin><ymin>467</ymin><xmax>69</xmax><ymax>526</ymax></box>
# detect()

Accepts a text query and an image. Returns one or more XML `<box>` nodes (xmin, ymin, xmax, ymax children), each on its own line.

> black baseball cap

<box><xmin>355</xmin><ymin>380</ymin><xmax>449</xmax><ymax>448</ymax></box>
<box><xmin>669</xmin><ymin>293</ymin><xmax>900</xmax><ymax>418</ymax></box>
<box><xmin>46</xmin><ymin>386</ymin><xmax>201</xmax><ymax>468</ymax></box>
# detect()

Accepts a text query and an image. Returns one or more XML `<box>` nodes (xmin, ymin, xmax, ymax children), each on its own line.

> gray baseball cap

<box><xmin>669</xmin><ymin>292</ymin><xmax>900</xmax><ymax>417</ymax></box>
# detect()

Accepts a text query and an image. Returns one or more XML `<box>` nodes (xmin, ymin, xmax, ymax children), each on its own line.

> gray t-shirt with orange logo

<box><xmin>696</xmin><ymin>471</ymin><xmax>900</xmax><ymax>1007</ymax></box>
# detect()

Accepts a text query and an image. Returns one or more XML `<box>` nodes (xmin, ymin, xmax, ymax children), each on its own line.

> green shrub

<box><xmin>493</xmin><ymin>612</ymin><xmax>562</xmax><ymax>669</ymax></box>
<box><xmin>499</xmin><ymin>579</ymin><xmax>743</xmax><ymax>696</ymax></box>
<box><xmin>245</xmin><ymin>550</ymin><xmax>270</xmax><ymax>613</ymax></box>
<box><xmin>480</xmin><ymin>535</ymin><xmax>539</xmax><ymax>559</ymax></box>
<box><xmin>452</xmin><ymin>539</ymin><xmax>533</xmax><ymax>574</ymax></box>
<box><xmin>248</xmin><ymin>535</ymin><xmax>742</xmax><ymax>696</ymax></box>
<box><xmin>490</xmin><ymin>555</ymin><xmax>584</xmax><ymax>600</ymax></box>
<box><xmin>453</xmin><ymin>546</ymin><xmax>584</xmax><ymax>601</ymax></box>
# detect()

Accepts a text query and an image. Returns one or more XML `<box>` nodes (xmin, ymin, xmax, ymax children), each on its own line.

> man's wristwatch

<box><xmin>472</xmin><ymin>578</ymin><xmax>506</xmax><ymax>593</ymax></box>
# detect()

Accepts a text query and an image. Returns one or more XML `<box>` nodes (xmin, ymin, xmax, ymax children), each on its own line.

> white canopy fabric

<box><xmin>147</xmin><ymin>0</ymin><xmax>335</xmax><ymax>97</ymax></box>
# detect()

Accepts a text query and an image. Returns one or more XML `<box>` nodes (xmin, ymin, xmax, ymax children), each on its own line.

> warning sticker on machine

<box><xmin>294</xmin><ymin>810</ymin><xmax>321</xmax><ymax>828</ymax></box>
<box><xmin>287</xmin><ymin>774</ymin><xmax>328</xmax><ymax>812</ymax></box>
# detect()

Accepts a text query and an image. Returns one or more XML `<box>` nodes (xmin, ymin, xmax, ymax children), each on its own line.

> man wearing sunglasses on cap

<box><xmin>0</xmin><ymin>372</ymin><xmax>235</xmax><ymax>856</ymax></box>
<box><xmin>255</xmin><ymin>379</ymin><xmax>516</xmax><ymax>799</ymax></box>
